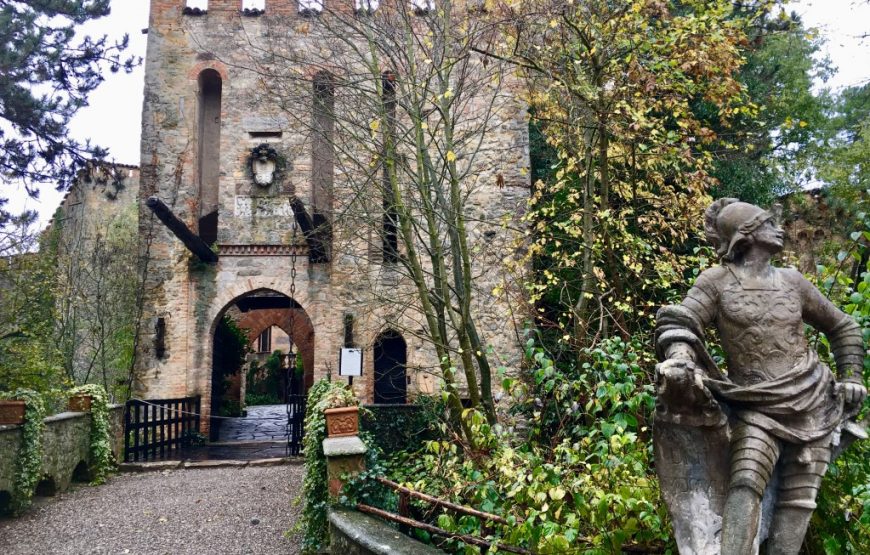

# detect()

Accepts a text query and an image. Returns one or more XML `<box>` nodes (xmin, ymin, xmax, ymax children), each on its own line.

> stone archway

<box><xmin>207</xmin><ymin>288</ymin><xmax>314</xmax><ymax>438</ymax></box>
<box><xmin>236</xmin><ymin>305</ymin><xmax>316</xmax><ymax>391</ymax></box>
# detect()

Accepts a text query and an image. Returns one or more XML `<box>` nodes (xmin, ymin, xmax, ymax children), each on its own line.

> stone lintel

<box><xmin>323</xmin><ymin>435</ymin><xmax>367</xmax><ymax>457</ymax></box>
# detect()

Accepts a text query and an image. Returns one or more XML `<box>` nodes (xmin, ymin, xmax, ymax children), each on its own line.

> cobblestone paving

<box><xmin>216</xmin><ymin>404</ymin><xmax>293</xmax><ymax>442</ymax></box>
<box><xmin>0</xmin><ymin>465</ymin><xmax>303</xmax><ymax>555</ymax></box>
<box><xmin>185</xmin><ymin>441</ymin><xmax>290</xmax><ymax>461</ymax></box>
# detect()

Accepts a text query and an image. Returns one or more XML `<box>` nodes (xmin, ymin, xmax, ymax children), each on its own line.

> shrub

<box><xmin>298</xmin><ymin>379</ymin><xmax>359</xmax><ymax>553</ymax></box>
<box><xmin>68</xmin><ymin>384</ymin><xmax>114</xmax><ymax>484</ymax></box>
<box><xmin>0</xmin><ymin>388</ymin><xmax>45</xmax><ymax>515</ymax></box>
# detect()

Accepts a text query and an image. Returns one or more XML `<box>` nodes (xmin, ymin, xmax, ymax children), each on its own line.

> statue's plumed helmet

<box><xmin>704</xmin><ymin>198</ymin><xmax>773</xmax><ymax>261</ymax></box>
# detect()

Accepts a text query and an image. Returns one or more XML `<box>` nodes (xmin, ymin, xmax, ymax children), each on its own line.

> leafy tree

<box><xmin>816</xmin><ymin>83</ymin><xmax>870</xmax><ymax>200</ymax></box>
<box><xmin>52</xmin><ymin>192</ymin><xmax>140</xmax><ymax>400</ymax></box>
<box><xmin>708</xmin><ymin>7</ymin><xmax>832</xmax><ymax>205</ymax></box>
<box><xmin>0</xmin><ymin>0</ymin><xmax>137</xmax><ymax>217</ymax></box>
<box><xmin>0</xmin><ymin>216</ymin><xmax>66</xmax><ymax>393</ymax></box>
<box><xmin>501</xmin><ymin>0</ymin><xmax>752</xmax><ymax>352</ymax></box>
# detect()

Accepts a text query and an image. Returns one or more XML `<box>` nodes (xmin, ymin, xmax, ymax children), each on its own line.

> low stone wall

<box><xmin>0</xmin><ymin>405</ymin><xmax>124</xmax><ymax>500</ymax></box>
<box><xmin>328</xmin><ymin>507</ymin><xmax>444</xmax><ymax>554</ymax></box>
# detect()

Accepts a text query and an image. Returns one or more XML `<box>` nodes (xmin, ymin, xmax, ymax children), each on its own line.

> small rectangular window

<box><xmin>242</xmin><ymin>0</ymin><xmax>265</xmax><ymax>9</ymax></box>
<box><xmin>186</xmin><ymin>0</ymin><xmax>208</xmax><ymax>9</ymax></box>
<box><xmin>258</xmin><ymin>328</ymin><xmax>272</xmax><ymax>353</ymax></box>
<box><xmin>249</xmin><ymin>131</ymin><xmax>282</xmax><ymax>139</ymax></box>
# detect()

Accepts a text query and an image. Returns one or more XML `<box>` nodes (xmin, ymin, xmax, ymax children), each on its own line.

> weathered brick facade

<box><xmin>135</xmin><ymin>0</ymin><xmax>530</xmax><ymax>428</ymax></box>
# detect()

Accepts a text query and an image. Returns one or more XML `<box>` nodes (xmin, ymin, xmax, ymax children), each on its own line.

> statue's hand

<box><xmin>655</xmin><ymin>358</ymin><xmax>722</xmax><ymax>423</ymax></box>
<box><xmin>655</xmin><ymin>358</ymin><xmax>696</xmax><ymax>390</ymax></box>
<box><xmin>841</xmin><ymin>382</ymin><xmax>868</xmax><ymax>409</ymax></box>
<box><xmin>656</xmin><ymin>358</ymin><xmax>706</xmax><ymax>402</ymax></box>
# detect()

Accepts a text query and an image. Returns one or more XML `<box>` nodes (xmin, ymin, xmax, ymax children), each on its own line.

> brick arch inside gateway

<box><xmin>210</xmin><ymin>290</ymin><xmax>315</xmax><ymax>428</ymax></box>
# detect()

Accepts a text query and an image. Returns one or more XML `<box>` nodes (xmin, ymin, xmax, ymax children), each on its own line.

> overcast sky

<box><xmin>7</xmin><ymin>0</ymin><xmax>870</xmax><ymax>229</ymax></box>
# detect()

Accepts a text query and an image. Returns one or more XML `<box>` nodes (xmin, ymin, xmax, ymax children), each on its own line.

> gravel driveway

<box><xmin>0</xmin><ymin>464</ymin><xmax>304</xmax><ymax>555</ymax></box>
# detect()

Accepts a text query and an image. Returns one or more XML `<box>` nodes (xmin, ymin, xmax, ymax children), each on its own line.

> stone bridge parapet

<box><xmin>0</xmin><ymin>406</ymin><xmax>124</xmax><ymax>507</ymax></box>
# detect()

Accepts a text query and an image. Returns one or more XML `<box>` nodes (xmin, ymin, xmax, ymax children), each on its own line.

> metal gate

<box><xmin>286</xmin><ymin>394</ymin><xmax>306</xmax><ymax>456</ymax></box>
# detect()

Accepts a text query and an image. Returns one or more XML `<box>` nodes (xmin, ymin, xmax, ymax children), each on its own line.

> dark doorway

<box><xmin>374</xmin><ymin>330</ymin><xmax>407</xmax><ymax>404</ymax></box>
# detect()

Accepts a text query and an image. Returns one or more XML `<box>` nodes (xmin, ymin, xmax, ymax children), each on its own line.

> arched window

<box><xmin>197</xmin><ymin>69</ymin><xmax>222</xmax><ymax>245</ymax></box>
<box><xmin>312</xmin><ymin>71</ymin><xmax>335</xmax><ymax>259</ymax></box>
<box><xmin>374</xmin><ymin>330</ymin><xmax>407</xmax><ymax>404</ymax></box>
<box><xmin>381</xmin><ymin>71</ymin><xmax>399</xmax><ymax>264</ymax></box>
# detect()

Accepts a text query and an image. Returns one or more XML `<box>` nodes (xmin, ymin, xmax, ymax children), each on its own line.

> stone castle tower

<box><xmin>135</xmin><ymin>0</ymin><xmax>530</xmax><ymax>428</ymax></box>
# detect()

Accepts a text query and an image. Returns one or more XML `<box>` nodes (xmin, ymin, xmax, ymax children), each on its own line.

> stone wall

<box><xmin>0</xmin><ymin>406</ymin><xmax>124</xmax><ymax>503</ymax></box>
<box><xmin>135</xmin><ymin>1</ymin><xmax>530</xmax><ymax>429</ymax></box>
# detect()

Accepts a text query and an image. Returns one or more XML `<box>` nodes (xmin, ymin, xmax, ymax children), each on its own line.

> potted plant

<box><xmin>68</xmin><ymin>393</ymin><xmax>92</xmax><ymax>412</ymax></box>
<box><xmin>322</xmin><ymin>387</ymin><xmax>360</xmax><ymax>438</ymax></box>
<box><xmin>0</xmin><ymin>399</ymin><xmax>26</xmax><ymax>425</ymax></box>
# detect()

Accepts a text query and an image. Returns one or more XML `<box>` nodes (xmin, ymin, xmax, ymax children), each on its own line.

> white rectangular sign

<box><xmin>339</xmin><ymin>347</ymin><xmax>363</xmax><ymax>377</ymax></box>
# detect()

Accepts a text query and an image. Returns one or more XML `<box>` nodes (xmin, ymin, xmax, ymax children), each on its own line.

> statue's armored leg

<box><xmin>721</xmin><ymin>486</ymin><xmax>762</xmax><ymax>555</ymax></box>
<box><xmin>721</xmin><ymin>423</ymin><xmax>781</xmax><ymax>555</ymax></box>
<box><xmin>766</xmin><ymin>442</ymin><xmax>831</xmax><ymax>555</ymax></box>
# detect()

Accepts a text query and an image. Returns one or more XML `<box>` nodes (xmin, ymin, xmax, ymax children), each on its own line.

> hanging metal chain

<box><xmin>286</xmin><ymin>206</ymin><xmax>299</xmax><ymax>456</ymax></box>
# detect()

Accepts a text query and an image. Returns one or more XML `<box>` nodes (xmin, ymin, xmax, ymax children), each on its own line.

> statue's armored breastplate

<box><xmin>716</xmin><ymin>268</ymin><xmax>808</xmax><ymax>383</ymax></box>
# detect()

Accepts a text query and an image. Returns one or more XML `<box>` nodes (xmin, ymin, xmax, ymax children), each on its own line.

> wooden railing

<box><xmin>123</xmin><ymin>396</ymin><xmax>200</xmax><ymax>462</ymax></box>
<box><xmin>357</xmin><ymin>477</ymin><xmax>530</xmax><ymax>554</ymax></box>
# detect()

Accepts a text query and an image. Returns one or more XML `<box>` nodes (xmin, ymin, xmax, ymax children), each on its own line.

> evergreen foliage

<box><xmin>69</xmin><ymin>383</ymin><xmax>113</xmax><ymax>484</ymax></box>
<box><xmin>709</xmin><ymin>7</ymin><xmax>831</xmax><ymax>204</ymax></box>
<box><xmin>803</xmin><ymin>210</ymin><xmax>870</xmax><ymax>553</ymax></box>
<box><xmin>0</xmin><ymin>0</ymin><xmax>137</xmax><ymax>218</ymax></box>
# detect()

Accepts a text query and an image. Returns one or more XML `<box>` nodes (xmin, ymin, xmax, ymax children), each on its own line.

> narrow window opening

<box><xmin>299</xmin><ymin>0</ymin><xmax>323</xmax><ymax>16</ymax></box>
<box><xmin>155</xmin><ymin>317</ymin><xmax>166</xmax><ymax>359</ymax></box>
<box><xmin>197</xmin><ymin>69</ymin><xmax>222</xmax><ymax>245</ymax></box>
<box><xmin>312</xmin><ymin>71</ymin><xmax>335</xmax><ymax>262</ymax></box>
<box><xmin>343</xmin><ymin>313</ymin><xmax>355</xmax><ymax>347</ymax></box>
<box><xmin>356</xmin><ymin>0</ymin><xmax>380</xmax><ymax>13</ymax></box>
<box><xmin>242</xmin><ymin>0</ymin><xmax>265</xmax><ymax>10</ymax></box>
<box><xmin>382</xmin><ymin>71</ymin><xmax>399</xmax><ymax>264</ymax></box>
<box><xmin>411</xmin><ymin>0</ymin><xmax>434</xmax><ymax>15</ymax></box>
<box><xmin>248</xmin><ymin>131</ymin><xmax>282</xmax><ymax>139</ymax></box>
<box><xmin>183</xmin><ymin>1</ymin><xmax>207</xmax><ymax>15</ymax></box>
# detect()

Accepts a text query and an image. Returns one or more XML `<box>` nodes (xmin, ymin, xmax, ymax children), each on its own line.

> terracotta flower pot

<box><xmin>324</xmin><ymin>406</ymin><xmax>359</xmax><ymax>438</ymax></box>
<box><xmin>0</xmin><ymin>400</ymin><xmax>26</xmax><ymax>425</ymax></box>
<box><xmin>68</xmin><ymin>394</ymin><xmax>92</xmax><ymax>412</ymax></box>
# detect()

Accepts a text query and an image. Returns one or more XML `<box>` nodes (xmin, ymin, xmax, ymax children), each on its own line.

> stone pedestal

<box><xmin>322</xmin><ymin>435</ymin><xmax>367</xmax><ymax>499</ymax></box>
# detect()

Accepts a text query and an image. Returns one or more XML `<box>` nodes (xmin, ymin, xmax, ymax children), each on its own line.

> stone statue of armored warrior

<box><xmin>654</xmin><ymin>199</ymin><xmax>868</xmax><ymax>554</ymax></box>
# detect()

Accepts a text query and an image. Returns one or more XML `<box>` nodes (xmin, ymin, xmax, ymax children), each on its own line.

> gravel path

<box><xmin>0</xmin><ymin>464</ymin><xmax>304</xmax><ymax>555</ymax></box>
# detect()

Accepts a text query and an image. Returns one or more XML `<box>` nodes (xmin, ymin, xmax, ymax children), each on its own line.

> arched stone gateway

<box><xmin>206</xmin><ymin>288</ymin><xmax>314</xmax><ymax>437</ymax></box>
